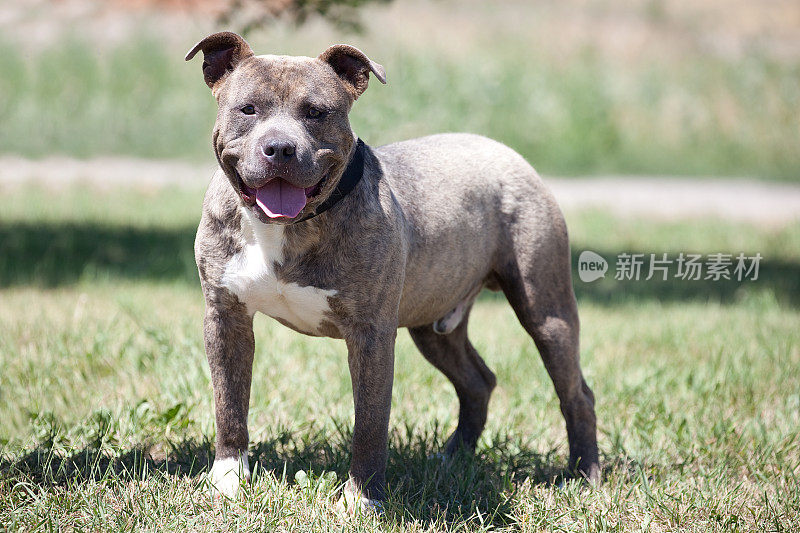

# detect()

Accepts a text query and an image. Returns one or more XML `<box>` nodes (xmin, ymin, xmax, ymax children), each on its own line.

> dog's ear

<box><xmin>318</xmin><ymin>44</ymin><xmax>386</xmax><ymax>100</ymax></box>
<box><xmin>185</xmin><ymin>32</ymin><xmax>254</xmax><ymax>92</ymax></box>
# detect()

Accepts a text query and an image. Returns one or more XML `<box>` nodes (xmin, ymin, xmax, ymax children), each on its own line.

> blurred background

<box><xmin>1</xmin><ymin>0</ymin><xmax>799</xmax><ymax>179</ymax></box>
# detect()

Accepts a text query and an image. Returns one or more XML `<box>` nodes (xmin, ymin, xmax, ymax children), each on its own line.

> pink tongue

<box><xmin>254</xmin><ymin>179</ymin><xmax>307</xmax><ymax>218</ymax></box>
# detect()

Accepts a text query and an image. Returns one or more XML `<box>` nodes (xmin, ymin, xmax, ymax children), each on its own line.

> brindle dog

<box><xmin>186</xmin><ymin>31</ymin><xmax>599</xmax><ymax>510</ymax></box>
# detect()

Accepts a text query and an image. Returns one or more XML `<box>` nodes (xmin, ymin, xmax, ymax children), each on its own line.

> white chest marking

<box><xmin>221</xmin><ymin>210</ymin><xmax>337</xmax><ymax>334</ymax></box>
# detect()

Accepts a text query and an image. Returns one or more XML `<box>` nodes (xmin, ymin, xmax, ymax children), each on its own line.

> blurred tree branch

<box><xmin>217</xmin><ymin>0</ymin><xmax>394</xmax><ymax>34</ymax></box>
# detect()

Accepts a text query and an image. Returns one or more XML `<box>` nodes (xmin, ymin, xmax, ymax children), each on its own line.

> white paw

<box><xmin>206</xmin><ymin>453</ymin><xmax>250</xmax><ymax>499</ymax></box>
<box><xmin>337</xmin><ymin>487</ymin><xmax>383</xmax><ymax>515</ymax></box>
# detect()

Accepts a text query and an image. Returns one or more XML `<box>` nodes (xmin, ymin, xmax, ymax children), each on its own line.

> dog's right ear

<box><xmin>185</xmin><ymin>32</ymin><xmax>254</xmax><ymax>92</ymax></box>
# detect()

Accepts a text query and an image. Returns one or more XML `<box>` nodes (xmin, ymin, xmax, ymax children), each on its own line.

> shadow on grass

<box><xmin>2</xmin><ymin>220</ymin><xmax>799</xmax><ymax>307</ymax></box>
<box><xmin>571</xmin><ymin>258</ymin><xmax>800</xmax><ymax>308</ymax></box>
<box><xmin>0</xmin><ymin>221</ymin><xmax>199</xmax><ymax>287</ymax></box>
<box><xmin>0</xmin><ymin>424</ymin><xmax>621</xmax><ymax>527</ymax></box>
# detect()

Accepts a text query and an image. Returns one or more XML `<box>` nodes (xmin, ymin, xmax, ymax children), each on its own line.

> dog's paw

<box><xmin>206</xmin><ymin>453</ymin><xmax>250</xmax><ymax>499</ymax></box>
<box><xmin>336</xmin><ymin>486</ymin><xmax>383</xmax><ymax>516</ymax></box>
<box><xmin>583</xmin><ymin>463</ymin><xmax>602</xmax><ymax>487</ymax></box>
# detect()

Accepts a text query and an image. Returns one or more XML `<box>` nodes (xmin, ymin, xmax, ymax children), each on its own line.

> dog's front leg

<box><xmin>203</xmin><ymin>300</ymin><xmax>255</xmax><ymax>499</ymax></box>
<box><xmin>342</xmin><ymin>324</ymin><xmax>397</xmax><ymax>511</ymax></box>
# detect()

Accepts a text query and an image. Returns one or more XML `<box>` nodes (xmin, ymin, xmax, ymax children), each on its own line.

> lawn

<box><xmin>1</xmin><ymin>185</ymin><xmax>798</xmax><ymax>531</ymax></box>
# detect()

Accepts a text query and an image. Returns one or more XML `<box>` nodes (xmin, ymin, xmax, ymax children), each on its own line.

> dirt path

<box><xmin>548</xmin><ymin>177</ymin><xmax>800</xmax><ymax>227</ymax></box>
<box><xmin>1</xmin><ymin>156</ymin><xmax>798</xmax><ymax>226</ymax></box>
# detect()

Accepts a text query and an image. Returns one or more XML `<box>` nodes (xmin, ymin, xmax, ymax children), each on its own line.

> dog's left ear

<box><xmin>318</xmin><ymin>44</ymin><xmax>387</xmax><ymax>100</ymax></box>
<box><xmin>185</xmin><ymin>31</ymin><xmax>254</xmax><ymax>93</ymax></box>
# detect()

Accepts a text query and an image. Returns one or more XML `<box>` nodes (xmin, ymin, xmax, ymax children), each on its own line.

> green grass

<box><xmin>0</xmin><ymin>185</ymin><xmax>798</xmax><ymax>530</ymax></box>
<box><xmin>1</xmin><ymin>34</ymin><xmax>799</xmax><ymax>180</ymax></box>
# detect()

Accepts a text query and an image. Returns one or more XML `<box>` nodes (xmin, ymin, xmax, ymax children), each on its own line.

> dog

<box><xmin>186</xmin><ymin>31</ymin><xmax>599</xmax><ymax>509</ymax></box>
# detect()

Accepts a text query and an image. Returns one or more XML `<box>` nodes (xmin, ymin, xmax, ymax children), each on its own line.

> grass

<box><xmin>1</xmin><ymin>32</ymin><xmax>799</xmax><ymax>181</ymax></box>
<box><xmin>0</xmin><ymin>185</ymin><xmax>798</xmax><ymax>530</ymax></box>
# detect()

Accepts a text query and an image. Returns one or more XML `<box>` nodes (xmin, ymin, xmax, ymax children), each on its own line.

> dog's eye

<box><xmin>307</xmin><ymin>106</ymin><xmax>324</xmax><ymax>119</ymax></box>
<box><xmin>240</xmin><ymin>104</ymin><xmax>256</xmax><ymax>115</ymax></box>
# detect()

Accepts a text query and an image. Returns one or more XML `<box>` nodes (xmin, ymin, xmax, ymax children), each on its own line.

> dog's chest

<box><xmin>221</xmin><ymin>217</ymin><xmax>336</xmax><ymax>335</ymax></box>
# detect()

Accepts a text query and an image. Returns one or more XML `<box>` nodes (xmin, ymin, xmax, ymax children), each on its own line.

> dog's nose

<box><xmin>262</xmin><ymin>140</ymin><xmax>296</xmax><ymax>162</ymax></box>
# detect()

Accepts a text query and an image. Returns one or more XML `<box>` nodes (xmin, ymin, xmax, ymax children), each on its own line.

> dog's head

<box><xmin>186</xmin><ymin>32</ymin><xmax>386</xmax><ymax>224</ymax></box>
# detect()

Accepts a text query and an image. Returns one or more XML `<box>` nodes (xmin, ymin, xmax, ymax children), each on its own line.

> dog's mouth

<box><xmin>236</xmin><ymin>171</ymin><xmax>325</xmax><ymax>219</ymax></box>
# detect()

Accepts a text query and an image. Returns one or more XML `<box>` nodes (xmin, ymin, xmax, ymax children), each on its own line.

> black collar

<box><xmin>297</xmin><ymin>139</ymin><xmax>365</xmax><ymax>223</ymax></box>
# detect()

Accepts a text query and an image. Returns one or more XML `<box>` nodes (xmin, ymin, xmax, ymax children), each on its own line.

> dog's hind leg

<box><xmin>497</xmin><ymin>224</ymin><xmax>600</xmax><ymax>483</ymax></box>
<box><xmin>409</xmin><ymin>306</ymin><xmax>496</xmax><ymax>455</ymax></box>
